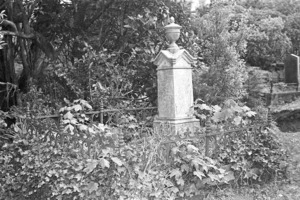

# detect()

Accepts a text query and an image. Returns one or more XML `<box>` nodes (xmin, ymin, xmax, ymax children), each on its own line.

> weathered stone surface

<box><xmin>285</xmin><ymin>54</ymin><xmax>300</xmax><ymax>85</ymax></box>
<box><xmin>153</xmin><ymin>49</ymin><xmax>200</xmax><ymax>136</ymax></box>
<box><xmin>154</xmin><ymin>49</ymin><xmax>196</xmax><ymax>120</ymax></box>
<box><xmin>153</xmin><ymin>19</ymin><xmax>201</xmax><ymax>163</ymax></box>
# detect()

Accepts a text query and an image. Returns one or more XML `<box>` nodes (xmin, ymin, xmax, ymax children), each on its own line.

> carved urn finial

<box><xmin>165</xmin><ymin>17</ymin><xmax>182</xmax><ymax>54</ymax></box>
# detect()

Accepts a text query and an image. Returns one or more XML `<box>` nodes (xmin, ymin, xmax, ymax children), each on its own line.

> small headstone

<box><xmin>284</xmin><ymin>54</ymin><xmax>300</xmax><ymax>85</ymax></box>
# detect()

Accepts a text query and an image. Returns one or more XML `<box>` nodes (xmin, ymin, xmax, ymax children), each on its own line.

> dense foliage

<box><xmin>195</xmin><ymin>99</ymin><xmax>288</xmax><ymax>184</ymax></box>
<box><xmin>0</xmin><ymin>0</ymin><xmax>299</xmax><ymax>107</ymax></box>
<box><xmin>192</xmin><ymin>4</ymin><xmax>248</xmax><ymax>104</ymax></box>
<box><xmin>0</xmin><ymin>98</ymin><xmax>288</xmax><ymax>199</ymax></box>
<box><xmin>0</xmin><ymin>0</ymin><xmax>297</xmax><ymax>199</ymax></box>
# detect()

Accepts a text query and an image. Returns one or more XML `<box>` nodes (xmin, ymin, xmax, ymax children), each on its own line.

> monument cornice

<box><xmin>153</xmin><ymin>49</ymin><xmax>196</xmax><ymax>69</ymax></box>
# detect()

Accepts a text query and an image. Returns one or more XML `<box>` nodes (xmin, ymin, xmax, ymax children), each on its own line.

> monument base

<box><xmin>153</xmin><ymin>117</ymin><xmax>201</xmax><ymax>163</ymax></box>
<box><xmin>153</xmin><ymin>117</ymin><xmax>200</xmax><ymax>136</ymax></box>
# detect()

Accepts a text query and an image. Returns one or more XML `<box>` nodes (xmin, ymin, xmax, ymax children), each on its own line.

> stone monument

<box><xmin>284</xmin><ymin>54</ymin><xmax>300</xmax><ymax>89</ymax></box>
<box><xmin>153</xmin><ymin>17</ymin><xmax>200</xmax><ymax>135</ymax></box>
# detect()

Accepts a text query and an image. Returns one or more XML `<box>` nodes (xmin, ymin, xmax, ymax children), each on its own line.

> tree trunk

<box><xmin>0</xmin><ymin>36</ymin><xmax>17</xmax><ymax>111</ymax></box>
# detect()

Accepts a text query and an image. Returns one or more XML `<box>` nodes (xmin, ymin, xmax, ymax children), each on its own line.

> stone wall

<box><xmin>266</xmin><ymin>91</ymin><xmax>300</xmax><ymax>106</ymax></box>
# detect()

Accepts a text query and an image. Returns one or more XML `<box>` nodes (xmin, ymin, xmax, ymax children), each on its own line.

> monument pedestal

<box><xmin>153</xmin><ymin>47</ymin><xmax>200</xmax><ymax>136</ymax></box>
<box><xmin>152</xmin><ymin>17</ymin><xmax>202</xmax><ymax>162</ymax></box>
<box><xmin>154</xmin><ymin>117</ymin><xmax>200</xmax><ymax>135</ymax></box>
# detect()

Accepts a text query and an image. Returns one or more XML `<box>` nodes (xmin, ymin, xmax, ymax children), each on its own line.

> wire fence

<box><xmin>155</xmin><ymin>112</ymin><xmax>271</xmax><ymax>161</ymax></box>
<box><xmin>2</xmin><ymin>99</ymin><xmax>273</xmax><ymax>160</ymax></box>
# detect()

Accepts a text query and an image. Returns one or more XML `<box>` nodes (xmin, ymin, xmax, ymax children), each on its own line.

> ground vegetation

<box><xmin>0</xmin><ymin>0</ymin><xmax>300</xmax><ymax>199</ymax></box>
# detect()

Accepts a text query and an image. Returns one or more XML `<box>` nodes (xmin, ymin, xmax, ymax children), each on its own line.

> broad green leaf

<box><xmin>218</xmin><ymin>168</ymin><xmax>225</xmax><ymax>174</ymax></box>
<box><xmin>246</xmin><ymin>111</ymin><xmax>256</xmax><ymax>117</ymax></box>
<box><xmin>150</xmin><ymin>190</ymin><xmax>161</xmax><ymax>197</ymax></box>
<box><xmin>99</xmin><ymin>158</ymin><xmax>110</xmax><ymax>168</ymax></box>
<box><xmin>169</xmin><ymin>168</ymin><xmax>182</xmax><ymax>179</ymax></box>
<box><xmin>177</xmin><ymin>178</ymin><xmax>185</xmax><ymax>186</ymax></box>
<box><xmin>111</xmin><ymin>157</ymin><xmax>123</xmax><ymax>166</ymax></box>
<box><xmin>199</xmin><ymin>104</ymin><xmax>211</xmax><ymax>111</ymax></box>
<box><xmin>199</xmin><ymin>114</ymin><xmax>206</xmax><ymax>120</ymax></box>
<box><xmin>88</xmin><ymin>127</ymin><xmax>96</xmax><ymax>134</ymax></box>
<box><xmin>211</xmin><ymin>111</ymin><xmax>222</xmax><ymax>122</ymax></box>
<box><xmin>170</xmin><ymin>186</ymin><xmax>179</xmax><ymax>194</ymax></box>
<box><xmin>193</xmin><ymin>170</ymin><xmax>205</xmax><ymax>180</ymax></box>
<box><xmin>233</xmin><ymin>116</ymin><xmax>242</xmax><ymax>126</ymax></box>
<box><xmin>74</xmin><ymin>173</ymin><xmax>83</xmax><ymax>181</ymax></box>
<box><xmin>208</xmin><ymin>173</ymin><xmax>220</xmax><ymax>182</ymax></box>
<box><xmin>59</xmin><ymin>107</ymin><xmax>66</xmax><ymax>112</ymax></box>
<box><xmin>64</xmin><ymin>98</ymin><xmax>70</xmax><ymax>104</ymax></box>
<box><xmin>187</xmin><ymin>144</ymin><xmax>198</xmax><ymax>152</ymax></box>
<box><xmin>241</xmin><ymin>106</ymin><xmax>250</xmax><ymax>112</ymax></box>
<box><xmin>223</xmin><ymin>171</ymin><xmax>235</xmax><ymax>183</ymax></box>
<box><xmin>73</xmin><ymin>104</ymin><xmax>82</xmax><ymax>112</ymax></box>
<box><xmin>102</xmin><ymin>148</ymin><xmax>113</xmax><ymax>156</ymax></box>
<box><xmin>64</xmin><ymin>111</ymin><xmax>73</xmax><ymax>119</ymax></box>
<box><xmin>171</xmin><ymin>146</ymin><xmax>179</xmax><ymax>155</ymax></box>
<box><xmin>78</xmin><ymin>124</ymin><xmax>88</xmax><ymax>131</ymax></box>
<box><xmin>212</xmin><ymin>105</ymin><xmax>221</xmax><ymax>112</ymax></box>
<box><xmin>83</xmin><ymin>159</ymin><xmax>98</xmax><ymax>174</ymax></box>
<box><xmin>87</xmin><ymin>181</ymin><xmax>98</xmax><ymax>193</ymax></box>
<box><xmin>191</xmin><ymin>158</ymin><xmax>205</xmax><ymax>169</ymax></box>
<box><xmin>221</xmin><ymin>108</ymin><xmax>234</xmax><ymax>120</ymax></box>
<box><xmin>128</xmin><ymin>115</ymin><xmax>137</xmax><ymax>122</ymax></box>
<box><xmin>64</xmin><ymin>124</ymin><xmax>74</xmax><ymax>135</ymax></box>
<box><xmin>13</xmin><ymin>124</ymin><xmax>22</xmax><ymax>133</ymax></box>
<box><xmin>181</xmin><ymin>164</ymin><xmax>190</xmax><ymax>172</ymax></box>
<box><xmin>70</xmin><ymin>118</ymin><xmax>77</xmax><ymax>124</ymax></box>
<box><xmin>128</xmin><ymin>124</ymin><xmax>137</xmax><ymax>129</ymax></box>
<box><xmin>128</xmin><ymin>16</ymin><xmax>135</xmax><ymax>20</ymax></box>
<box><xmin>71</xmin><ymin>184</ymin><xmax>80</xmax><ymax>192</ymax></box>
<box><xmin>80</xmin><ymin>100</ymin><xmax>92</xmax><ymax>110</ymax></box>
<box><xmin>202</xmin><ymin>177</ymin><xmax>218</xmax><ymax>186</ymax></box>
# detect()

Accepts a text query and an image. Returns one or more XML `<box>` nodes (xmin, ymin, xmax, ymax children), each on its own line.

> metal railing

<box><xmin>2</xmin><ymin>100</ymin><xmax>273</xmax><ymax>160</ymax></box>
<box><xmin>156</xmin><ymin>112</ymin><xmax>272</xmax><ymax>160</ymax></box>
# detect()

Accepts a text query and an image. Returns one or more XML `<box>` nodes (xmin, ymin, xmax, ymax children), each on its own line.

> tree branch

<box><xmin>16</xmin><ymin>0</ymin><xmax>30</xmax><ymax>34</ymax></box>
<box><xmin>0</xmin><ymin>19</ymin><xmax>17</xmax><ymax>32</ymax></box>
<box><xmin>0</xmin><ymin>30</ymin><xmax>35</xmax><ymax>39</ymax></box>
<box><xmin>0</xmin><ymin>1</ymin><xmax>6</xmax><ymax>11</ymax></box>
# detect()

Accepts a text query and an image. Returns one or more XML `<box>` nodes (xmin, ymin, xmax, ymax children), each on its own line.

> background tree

<box><xmin>32</xmin><ymin>0</ymin><xmax>193</xmax><ymax>108</ymax></box>
<box><xmin>284</xmin><ymin>13</ymin><xmax>300</xmax><ymax>54</ymax></box>
<box><xmin>0</xmin><ymin>0</ymin><xmax>55</xmax><ymax>110</ymax></box>
<box><xmin>1</xmin><ymin>0</ymin><xmax>300</xmax><ymax>111</ymax></box>
<box><xmin>0</xmin><ymin>0</ymin><xmax>192</xmax><ymax>110</ymax></box>
<box><xmin>245</xmin><ymin>15</ymin><xmax>291</xmax><ymax>67</ymax></box>
<box><xmin>192</xmin><ymin>3</ymin><xmax>248</xmax><ymax>104</ymax></box>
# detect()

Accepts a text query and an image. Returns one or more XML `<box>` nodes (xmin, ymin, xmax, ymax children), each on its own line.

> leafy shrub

<box><xmin>192</xmin><ymin>4</ymin><xmax>248</xmax><ymax>104</ymax></box>
<box><xmin>167</xmin><ymin>143</ymin><xmax>235</xmax><ymax>198</ymax></box>
<box><xmin>0</xmin><ymin>97</ymin><xmax>289</xmax><ymax>199</ymax></box>
<box><xmin>215</xmin><ymin>125</ymin><xmax>288</xmax><ymax>185</ymax></box>
<box><xmin>194</xmin><ymin>99</ymin><xmax>289</xmax><ymax>185</ymax></box>
<box><xmin>0</xmin><ymin>99</ymin><xmax>235</xmax><ymax>200</ymax></box>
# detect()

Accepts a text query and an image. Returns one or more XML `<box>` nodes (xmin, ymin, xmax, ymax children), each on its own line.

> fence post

<box><xmin>59</xmin><ymin>115</ymin><xmax>65</xmax><ymax>146</ymax></box>
<box><xmin>25</xmin><ymin>104</ymin><xmax>32</xmax><ymax>138</ymax></box>
<box><xmin>26</xmin><ymin>104</ymin><xmax>30</xmax><ymax>118</ymax></box>
<box><xmin>267</xmin><ymin>108</ymin><xmax>273</xmax><ymax>127</ymax></box>
<box><xmin>100</xmin><ymin>99</ymin><xmax>104</xmax><ymax>124</ymax></box>
<box><xmin>205</xmin><ymin>119</ymin><xmax>211</xmax><ymax>157</ymax></box>
<box><xmin>118</xmin><ymin>130</ymin><xmax>125</xmax><ymax>157</ymax></box>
